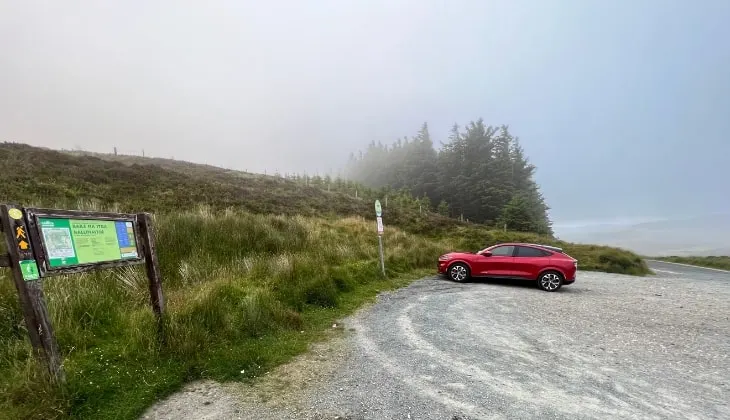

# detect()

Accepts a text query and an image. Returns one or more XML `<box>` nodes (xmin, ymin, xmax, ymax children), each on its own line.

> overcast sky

<box><xmin>1</xmin><ymin>0</ymin><xmax>728</xmax><ymax>227</ymax></box>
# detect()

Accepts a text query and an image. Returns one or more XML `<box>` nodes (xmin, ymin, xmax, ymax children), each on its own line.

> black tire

<box><xmin>537</xmin><ymin>270</ymin><xmax>563</xmax><ymax>292</ymax></box>
<box><xmin>448</xmin><ymin>263</ymin><xmax>470</xmax><ymax>283</ymax></box>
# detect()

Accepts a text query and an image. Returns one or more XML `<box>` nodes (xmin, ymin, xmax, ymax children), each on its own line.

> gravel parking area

<box><xmin>143</xmin><ymin>267</ymin><xmax>730</xmax><ymax>419</ymax></box>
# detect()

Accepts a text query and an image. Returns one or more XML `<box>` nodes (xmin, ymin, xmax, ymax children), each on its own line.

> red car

<box><xmin>437</xmin><ymin>242</ymin><xmax>577</xmax><ymax>292</ymax></box>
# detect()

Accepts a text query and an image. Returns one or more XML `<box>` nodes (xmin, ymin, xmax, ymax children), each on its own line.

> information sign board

<box><xmin>24</xmin><ymin>208</ymin><xmax>144</xmax><ymax>276</ymax></box>
<box><xmin>39</xmin><ymin>218</ymin><xmax>139</xmax><ymax>267</ymax></box>
<box><xmin>1</xmin><ymin>205</ymin><xmax>163</xmax><ymax>384</ymax></box>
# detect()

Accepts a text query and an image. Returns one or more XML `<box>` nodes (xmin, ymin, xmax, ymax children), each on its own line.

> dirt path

<box><xmin>141</xmin><ymin>323</ymin><xmax>355</xmax><ymax>420</ymax></box>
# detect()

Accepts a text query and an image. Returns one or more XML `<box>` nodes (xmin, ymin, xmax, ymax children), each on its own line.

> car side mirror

<box><xmin>480</xmin><ymin>251</ymin><xmax>492</xmax><ymax>257</ymax></box>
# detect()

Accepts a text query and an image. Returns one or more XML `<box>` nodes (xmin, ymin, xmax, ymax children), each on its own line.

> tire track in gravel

<box><xmin>392</xmin><ymin>293</ymin><xmax>686</xmax><ymax>419</ymax></box>
<box><xmin>396</xmin><ymin>301</ymin><xmax>598</xmax><ymax>417</ymax></box>
<box><xmin>349</xmin><ymin>315</ymin><xmax>492</xmax><ymax>419</ymax></box>
<box><xmin>313</xmin><ymin>272</ymin><xmax>729</xmax><ymax>419</ymax></box>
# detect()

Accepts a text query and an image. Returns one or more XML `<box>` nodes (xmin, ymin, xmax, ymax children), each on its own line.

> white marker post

<box><xmin>375</xmin><ymin>200</ymin><xmax>385</xmax><ymax>276</ymax></box>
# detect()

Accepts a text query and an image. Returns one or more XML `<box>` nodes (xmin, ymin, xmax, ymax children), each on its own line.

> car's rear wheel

<box><xmin>448</xmin><ymin>263</ymin><xmax>470</xmax><ymax>282</ymax></box>
<box><xmin>537</xmin><ymin>270</ymin><xmax>563</xmax><ymax>292</ymax></box>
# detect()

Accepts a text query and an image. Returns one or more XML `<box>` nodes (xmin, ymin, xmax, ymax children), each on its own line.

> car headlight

<box><xmin>439</xmin><ymin>255</ymin><xmax>452</xmax><ymax>261</ymax></box>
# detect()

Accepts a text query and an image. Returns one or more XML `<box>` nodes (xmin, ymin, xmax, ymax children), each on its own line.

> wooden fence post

<box><xmin>0</xmin><ymin>204</ymin><xmax>65</xmax><ymax>384</ymax></box>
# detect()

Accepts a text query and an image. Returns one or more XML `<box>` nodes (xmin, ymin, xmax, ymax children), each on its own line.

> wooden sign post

<box><xmin>138</xmin><ymin>212</ymin><xmax>165</xmax><ymax>341</ymax></box>
<box><xmin>0</xmin><ymin>204</ymin><xmax>64</xmax><ymax>384</ymax></box>
<box><xmin>0</xmin><ymin>205</ymin><xmax>165</xmax><ymax>384</ymax></box>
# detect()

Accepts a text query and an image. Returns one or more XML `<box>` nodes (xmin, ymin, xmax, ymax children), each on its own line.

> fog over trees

<box><xmin>345</xmin><ymin>120</ymin><xmax>552</xmax><ymax>235</ymax></box>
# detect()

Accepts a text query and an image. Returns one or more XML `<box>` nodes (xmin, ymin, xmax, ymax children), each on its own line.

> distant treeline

<box><xmin>344</xmin><ymin>120</ymin><xmax>553</xmax><ymax>235</ymax></box>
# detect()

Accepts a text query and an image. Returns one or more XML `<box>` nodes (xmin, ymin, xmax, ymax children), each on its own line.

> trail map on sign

<box><xmin>39</xmin><ymin>218</ymin><xmax>139</xmax><ymax>268</ymax></box>
<box><xmin>43</xmin><ymin>228</ymin><xmax>75</xmax><ymax>259</ymax></box>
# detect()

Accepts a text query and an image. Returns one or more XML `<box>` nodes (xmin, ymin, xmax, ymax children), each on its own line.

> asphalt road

<box><xmin>145</xmin><ymin>264</ymin><xmax>730</xmax><ymax>420</ymax></box>
<box><xmin>646</xmin><ymin>259</ymin><xmax>730</xmax><ymax>283</ymax></box>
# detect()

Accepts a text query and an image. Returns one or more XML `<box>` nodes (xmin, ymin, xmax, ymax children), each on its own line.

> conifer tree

<box><xmin>344</xmin><ymin>119</ymin><xmax>552</xmax><ymax>235</ymax></box>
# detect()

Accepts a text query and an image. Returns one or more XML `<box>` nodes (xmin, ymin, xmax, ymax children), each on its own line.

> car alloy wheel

<box><xmin>539</xmin><ymin>271</ymin><xmax>563</xmax><ymax>292</ymax></box>
<box><xmin>449</xmin><ymin>263</ymin><xmax>469</xmax><ymax>282</ymax></box>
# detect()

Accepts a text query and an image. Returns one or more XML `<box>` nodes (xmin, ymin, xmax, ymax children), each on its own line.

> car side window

<box><xmin>515</xmin><ymin>246</ymin><xmax>550</xmax><ymax>257</ymax></box>
<box><xmin>490</xmin><ymin>245</ymin><xmax>514</xmax><ymax>256</ymax></box>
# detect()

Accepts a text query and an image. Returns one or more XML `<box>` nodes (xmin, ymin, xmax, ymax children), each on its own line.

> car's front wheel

<box><xmin>448</xmin><ymin>263</ymin><xmax>470</xmax><ymax>283</ymax></box>
<box><xmin>537</xmin><ymin>270</ymin><xmax>563</xmax><ymax>292</ymax></box>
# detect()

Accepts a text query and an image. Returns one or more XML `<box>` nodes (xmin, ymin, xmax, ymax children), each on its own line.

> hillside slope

<box><xmin>1</xmin><ymin>143</ymin><xmax>464</xmax><ymax>235</ymax></box>
<box><xmin>0</xmin><ymin>142</ymin><xmax>649</xmax><ymax>275</ymax></box>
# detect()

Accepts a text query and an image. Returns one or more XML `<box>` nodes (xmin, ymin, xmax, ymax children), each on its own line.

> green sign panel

<box><xmin>374</xmin><ymin>200</ymin><xmax>382</xmax><ymax>217</ymax></box>
<box><xmin>38</xmin><ymin>218</ymin><xmax>139</xmax><ymax>268</ymax></box>
<box><xmin>19</xmin><ymin>260</ymin><xmax>40</xmax><ymax>281</ymax></box>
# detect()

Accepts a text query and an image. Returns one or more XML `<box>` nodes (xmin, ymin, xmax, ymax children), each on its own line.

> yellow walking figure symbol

<box><xmin>16</xmin><ymin>226</ymin><xmax>26</xmax><ymax>239</ymax></box>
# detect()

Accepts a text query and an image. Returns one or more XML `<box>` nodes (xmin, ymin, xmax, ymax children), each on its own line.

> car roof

<box><xmin>491</xmin><ymin>242</ymin><xmax>564</xmax><ymax>253</ymax></box>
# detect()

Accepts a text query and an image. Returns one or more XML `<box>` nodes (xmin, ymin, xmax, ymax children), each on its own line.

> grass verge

<box><xmin>0</xmin><ymin>209</ymin><xmax>453</xmax><ymax>419</ymax></box>
<box><xmin>653</xmin><ymin>255</ymin><xmax>730</xmax><ymax>271</ymax></box>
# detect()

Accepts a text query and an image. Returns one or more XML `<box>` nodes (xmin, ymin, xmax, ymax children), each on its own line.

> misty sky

<box><xmin>1</xmin><ymin>1</ymin><xmax>729</xmax><ymax>227</ymax></box>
